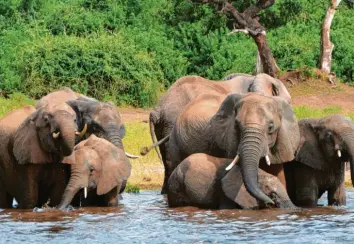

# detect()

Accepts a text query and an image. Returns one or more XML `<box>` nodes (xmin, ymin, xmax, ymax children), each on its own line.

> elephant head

<box><xmin>66</xmin><ymin>98</ymin><xmax>139</xmax><ymax>158</ymax></box>
<box><xmin>249</xmin><ymin>74</ymin><xmax>291</xmax><ymax>103</ymax></box>
<box><xmin>211</xmin><ymin>93</ymin><xmax>299</xmax><ymax>205</ymax></box>
<box><xmin>222</xmin><ymin>164</ymin><xmax>296</xmax><ymax>209</ymax></box>
<box><xmin>296</xmin><ymin>115</ymin><xmax>354</xmax><ymax>185</ymax></box>
<box><xmin>13</xmin><ymin>102</ymin><xmax>80</xmax><ymax>164</ymax></box>
<box><xmin>67</xmin><ymin>99</ymin><xmax>125</xmax><ymax>147</ymax></box>
<box><xmin>58</xmin><ymin>135</ymin><xmax>131</xmax><ymax>209</ymax></box>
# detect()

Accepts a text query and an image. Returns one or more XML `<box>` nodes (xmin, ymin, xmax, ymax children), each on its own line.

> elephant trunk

<box><xmin>55</xmin><ymin>113</ymin><xmax>76</xmax><ymax>156</ymax></box>
<box><xmin>341</xmin><ymin>130</ymin><xmax>354</xmax><ymax>187</ymax></box>
<box><xmin>239</xmin><ymin>127</ymin><xmax>274</xmax><ymax>205</ymax></box>
<box><xmin>103</xmin><ymin>124</ymin><xmax>124</xmax><ymax>149</ymax></box>
<box><xmin>57</xmin><ymin>171</ymin><xmax>86</xmax><ymax>210</ymax></box>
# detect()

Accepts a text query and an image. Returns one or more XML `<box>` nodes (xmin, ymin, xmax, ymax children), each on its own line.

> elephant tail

<box><xmin>140</xmin><ymin>111</ymin><xmax>168</xmax><ymax>161</ymax></box>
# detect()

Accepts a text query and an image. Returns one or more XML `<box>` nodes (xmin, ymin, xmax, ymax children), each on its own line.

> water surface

<box><xmin>1</xmin><ymin>189</ymin><xmax>354</xmax><ymax>244</ymax></box>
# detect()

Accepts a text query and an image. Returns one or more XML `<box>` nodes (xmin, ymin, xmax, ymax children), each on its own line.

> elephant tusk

<box><xmin>52</xmin><ymin>131</ymin><xmax>60</xmax><ymax>138</ymax></box>
<box><xmin>125</xmin><ymin>152</ymin><xmax>140</xmax><ymax>159</ymax></box>
<box><xmin>84</xmin><ymin>187</ymin><xmax>87</xmax><ymax>199</ymax></box>
<box><xmin>265</xmin><ymin>155</ymin><xmax>271</xmax><ymax>166</ymax></box>
<box><xmin>75</xmin><ymin>123</ymin><xmax>88</xmax><ymax>137</ymax></box>
<box><xmin>337</xmin><ymin>150</ymin><xmax>342</xmax><ymax>158</ymax></box>
<box><xmin>226</xmin><ymin>155</ymin><xmax>240</xmax><ymax>171</ymax></box>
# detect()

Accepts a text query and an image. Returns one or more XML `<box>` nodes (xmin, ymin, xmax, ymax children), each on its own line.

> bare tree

<box><xmin>320</xmin><ymin>0</ymin><xmax>342</xmax><ymax>74</ymax></box>
<box><xmin>196</xmin><ymin>0</ymin><xmax>279</xmax><ymax>77</ymax></box>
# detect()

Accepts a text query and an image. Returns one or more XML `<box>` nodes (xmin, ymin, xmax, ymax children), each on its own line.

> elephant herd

<box><xmin>0</xmin><ymin>73</ymin><xmax>353</xmax><ymax>211</ymax></box>
<box><xmin>0</xmin><ymin>88</ymin><xmax>135</xmax><ymax>209</ymax></box>
<box><xmin>142</xmin><ymin>73</ymin><xmax>354</xmax><ymax>209</ymax></box>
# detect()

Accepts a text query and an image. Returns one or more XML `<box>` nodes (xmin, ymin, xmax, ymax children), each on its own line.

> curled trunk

<box><xmin>55</xmin><ymin>113</ymin><xmax>76</xmax><ymax>156</ymax></box>
<box><xmin>239</xmin><ymin>127</ymin><xmax>274</xmax><ymax>205</ymax></box>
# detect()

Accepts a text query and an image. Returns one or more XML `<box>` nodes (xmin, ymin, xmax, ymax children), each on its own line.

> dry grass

<box><xmin>122</xmin><ymin>122</ymin><xmax>163</xmax><ymax>191</ymax></box>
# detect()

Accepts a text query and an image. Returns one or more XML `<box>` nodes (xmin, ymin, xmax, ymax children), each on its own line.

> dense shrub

<box><xmin>0</xmin><ymin>0</ymin><xmax>353</xmax><ymax>107</ymax></box>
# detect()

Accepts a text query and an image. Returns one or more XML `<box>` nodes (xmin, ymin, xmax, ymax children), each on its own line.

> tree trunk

<box><xmin>199</xmin><ymin>0</ymin><xmax>279</xmax><ymax>77</ymax></box>
<box><xmin>252</xmin><ymin>34</ymin><xmax>279</xmax><ymax>76</ymax></box>
<box><xmin>320</xmin><ymin>0</ymin><xmax>342</xmax><ymax>73</ymax></box>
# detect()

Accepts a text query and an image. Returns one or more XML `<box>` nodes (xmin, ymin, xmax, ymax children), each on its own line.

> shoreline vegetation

<box><xmin>1</xmin><ymin>87</ymin><xmax>353</xmax><ymax>192</ymax></box>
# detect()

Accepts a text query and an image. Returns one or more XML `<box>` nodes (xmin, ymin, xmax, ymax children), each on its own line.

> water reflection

<box><xmin>1</xmin><ymin>189</ymin><xmax>354</xmax><ymax>243</ymax></box>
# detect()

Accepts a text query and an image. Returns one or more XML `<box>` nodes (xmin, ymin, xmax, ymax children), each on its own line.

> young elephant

<box><xmin>168</xmin><ymin>153</ymin><xmax>296</xmax><ymax>209</ymax></box>
<box><xmin>284</xmin><ymin>115</ymin><xmax>354</xmax><ymax>207</ymax></box>
<box><xmin>58</xmin><ymin>135</ymin><xmax>131</xmax><ymax>209</ymax></box>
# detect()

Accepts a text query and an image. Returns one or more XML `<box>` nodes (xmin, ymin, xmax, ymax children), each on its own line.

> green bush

<box><xmin>0</xmin><ymin>0</ymin><xmax>353</xmax><ymax>107</ymax></box>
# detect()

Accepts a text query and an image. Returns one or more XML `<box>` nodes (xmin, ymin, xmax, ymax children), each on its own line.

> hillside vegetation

<box><xmin>0</xmin><ymin>0</ymin><xmax>353</xmax><ymax>107</ymax></box>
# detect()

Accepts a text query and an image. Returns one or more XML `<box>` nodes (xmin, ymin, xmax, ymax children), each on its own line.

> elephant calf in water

<box><xmin>167</xmin><ymin>153</ymin><xmax>296</xmax><ymax>209</ymax></box>
<box><xmin>58</xmin><ymin>135</ymin><xmax>131</xmax><ymax>209</ymax></box>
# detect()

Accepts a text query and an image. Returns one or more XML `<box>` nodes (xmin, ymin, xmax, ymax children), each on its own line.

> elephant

<box><xmin>284</xmin><ymin>115</ymin><xmax>354</xmax><ymax>207</ymax></box>
<box><xmin>36</xmin><ymin>87</ymin><xmax>138</xmax><ymax>159</ymax></box>
<box><xmin>167</xmin><ymin>92</ymin><xmax>299</xmax><ymax>205</ymax></box>
<box><xmin>57</xmin><ymin>135</ymin><xmax>131</xmax><ymax>209</ymax></box>
<box><xmin>0</xmin><ymin>102</ymin><xmax>81</xmax><ymax>208</ymax></box>
<box><xmin>142</xmin><ymin>73</ymin><xmax>291</xmax><ymax>193</ymax></box>
<box><xmin>168</xmin><ymin>153</ymin><xmax>296</xmax><ymax>209</ymax></box>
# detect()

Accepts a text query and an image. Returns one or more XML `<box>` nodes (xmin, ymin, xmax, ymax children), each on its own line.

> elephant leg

<box><xmin>104</xmin><ymin>186</ymin><xmax>119</xmax><ymax>207</ymax></box>
<box><xmin>328</xmin><ymin>182</ymin><xmax>346</xmax><ymax>206</ymax></box>
<box><xmin>49</xmin><ymin>171</ymin><xmax>68</xmax><ymax>207</ymax></box>
<box><xmin>0</xmin><ymin>180</ymin><xmax>13</xmax><ymax>208</ymax></box>
<box><xmin>18</xmin><ymin>166</ymin><xmax>39</xmax><ymax>209</ymax></box>
<box><xmin>294</xmin><ymin>166</ymin><xmax>318</xmax><ymax>207</ymax></box>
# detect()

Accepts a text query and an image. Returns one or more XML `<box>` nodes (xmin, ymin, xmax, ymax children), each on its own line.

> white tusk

<box><xmin>84</xmin><ymin>187</ymin><xmax>87</xmax><ymax>199</ymax></box>
<box><xmin>75</xmin><ymin>123</ymin><xmax>88</xmax><ymax>137</ymax></box>
<box><xmin>52</xmin><ymin>131</ymin><xmax>60</xmax><ymax>138</ymax></box>
<box><xmin>265</xmin><ymin>155</ymin><xmax>271</xmax><ymax>166</ymax></box>
<box><xmin>125</xmin><ymin>152</ymin><xmax>140</xmax><ymax>159</ymax></box>
<box><xmin>337</xmin><ymin>150</ymin><xmax>342</xmax><ymax>158</ymax></box>
<box><xmin>226</xmin><ymin>155</ymin><xmax>240</xmax><ymax>171</ymax></box>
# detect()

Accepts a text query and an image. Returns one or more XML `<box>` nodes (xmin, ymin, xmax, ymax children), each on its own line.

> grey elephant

<box><xmin>168</xmin><ymin>153</ymin><xmax>296</xmax><ymax>209</ymax></box>
<box><xmin>167</xmin><ymin>92</ymin><xmax>299</xmax><ymax>205</ymax></box>
<box><xmin>284</xmin><ymin>115</ymin><xmax>354</xmax><ymax>207</ymax></box>
<box><xmin>58</xmin><ymin>135</ymin><xmax>131</xmax><ymax>209</ymax></box>
<box><xmin>36</xmin><ymin>87</ymin><xmax>138</xmax><ymax>159</ymax></box>
<box><xmin>143</xmin><ymin>73</ymin><xmax>291</xmax><ymax>193</ymax></box>
<box><xmin>0</xmin><ymin>102</ymin><xmax>83</xmax><ymax>208</ymax></box>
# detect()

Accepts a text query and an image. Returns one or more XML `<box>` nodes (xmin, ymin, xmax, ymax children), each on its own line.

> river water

<box><xmin>1</xmin><ymin>189</ymin><xmax>354</xmax><ymax>244</ymax></box>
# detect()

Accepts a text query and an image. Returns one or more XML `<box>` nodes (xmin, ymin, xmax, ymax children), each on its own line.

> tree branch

<box><xmin>244</xmin><ymin>0</ymin><xmax>275</xmax><ymax>18</ymax></box>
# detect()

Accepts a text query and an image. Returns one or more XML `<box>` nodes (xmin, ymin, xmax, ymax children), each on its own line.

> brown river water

<box><xmin>1</xmin><ymin>189</ymin><xmax>354</xmax><ymax>244</ymax></box>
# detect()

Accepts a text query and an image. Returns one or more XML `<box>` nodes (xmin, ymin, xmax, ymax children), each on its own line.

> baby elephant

<box><xmin>58</xmin><ymin>135</ymin><xmax>131</xmax><ymax>209</ymax></box>
<box><xmin>168</xmin><ymin>153</ymin><xmax>295</xmax><ymax>209</ymax></box>
<box><xmin>285</xmin><ymin>115</ymin><xmax>354</xmax><ymax>207</ymax></box>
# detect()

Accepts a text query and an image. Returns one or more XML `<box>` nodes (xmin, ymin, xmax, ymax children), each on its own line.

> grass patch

<box><xmin>123</xmin><ymin>122</ymin><xmax>163</xmax><ymax>190</ymax></box>
<box><xmin>0</xmin><ymin>93</ymin><xmax>35</xmax><ymax>118</ymax></box>
<box><xmin>125</xmin><ymin>183</ymin><xmax>141</xmax><ymax>193</ymax></box>
<box><xmin>294</xmin><ymin>105</ymin><xmax>354</xmax><ymax>120</ymax></box>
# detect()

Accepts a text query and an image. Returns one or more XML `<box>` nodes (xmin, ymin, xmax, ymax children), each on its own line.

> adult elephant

<box><xmin>0</xmin><ymin>103</ymin><xmax>81</xmax><ymax>208</ymax></box>
<box><xmin>168</xmin><ymin>93</ymin><xmax>299</xmax><ymax>205</ymax></box>
<box><xmin>58</xmin><ymin>135</ymin><xmax>131</xmax><ymax>209</ymax></box>
<box><xmin>143</xmin><ymin>73</ymin><xmax>291</xmax><ymax>193</ymax></box>
<box><xmin>284</xmin><ymin>115</ymin><xmax>354</xmax><ymax>207</ymax></box>
<box><xmin>36</xmin><ymin>87</ymin><xmax>138</xmax><ymax>158</ymax></box>
<box><xmin>168</xmin><ymin>153</ymin><xmax>296</xmax><ymax>209</ymax></box>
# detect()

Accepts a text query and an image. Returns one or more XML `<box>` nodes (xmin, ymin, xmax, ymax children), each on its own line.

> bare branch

<box><xmin>244</xmin><ymin>0</ymin><xmax>275</xmax><ymax>17</ymax></box>
<box><xmin>228</xmin><ymin>28</ymin><xmax>249</xmax><ymax>35</ymax></box>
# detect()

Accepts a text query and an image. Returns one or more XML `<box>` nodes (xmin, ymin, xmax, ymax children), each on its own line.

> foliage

<box><xmin>0</xmin><ymin>93</ymin><xmax>35</xmax><ymax>118</ymax></box>
<box><xmin>0</xmin><ymin>0</ymin><xmax>353</xmax><ymax>107</ymax></box>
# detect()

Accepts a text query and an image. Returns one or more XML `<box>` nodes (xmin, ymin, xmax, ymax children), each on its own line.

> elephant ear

<box><xmin>97</xmin><ymin>143</ymin><xmax>132</xmax><ymax>195</ymax></box>
<box><xmin>13</xmin><ymin>111</ymin><xmax>52</xmax><ymax>164</ymax></box>
<box><xmin>295</xmin><ymin>119</ymin><xmax>327</xmax><ymax>171</ymax></box>
<box><xmin>221</xmin><ymin>164</ymin><xmax>258</xmax><ymax>209</ymax></box>
<box><xmin>211</xmin><ymin>93</ymin><xmax>243</xmax><ymax>157</ymax></box>
<box><xmin>271</xmin><ymin>97</ymin><xmax>300</xmax><ymax>163</ymax></box>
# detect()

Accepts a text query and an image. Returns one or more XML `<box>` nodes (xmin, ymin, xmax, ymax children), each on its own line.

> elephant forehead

<box><xmin>94</xmin><ymin>107</ymin><xmax>122</xmax><ymax>124</ymax></box>
<box><xmin>49</xmin><ymin>103</ymin><xmax>77</xmax><ymax>117</ymax></box>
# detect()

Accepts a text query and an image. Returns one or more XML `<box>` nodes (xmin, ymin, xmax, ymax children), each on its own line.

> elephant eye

<box><xmin>326</xmin><ymin>132</ymin><xmax>333</xmax><ymax>139</ymax></box>
<box><xmin>89</xmin><ymin>166</ymin><xmax>94</xmax><ymax>174</ymax></box>
<box><xmin>268</xmin><ymin>121</ymin><xmax>274</xmax><ymax>133</ymax></box>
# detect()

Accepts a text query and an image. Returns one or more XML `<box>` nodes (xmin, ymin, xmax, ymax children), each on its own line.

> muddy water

<box><xmin>1</xmin><ymin>190</ymin><xmax>354</xmax><ymax>244</ymax></box>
